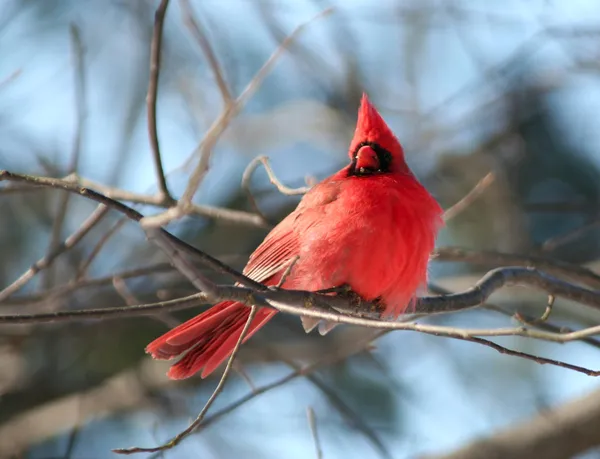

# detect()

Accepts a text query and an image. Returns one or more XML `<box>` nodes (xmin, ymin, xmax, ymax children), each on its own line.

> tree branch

<box><xmin>426</xmin><ymin>387</ymin><xmax>600</xmax><ymax>459</ymax></box>
<box><xmin>147</xmin><ymin>0</ymin><xmax>174</xmax><ymax>203</ymax></box>
<box><xmin>0</xmin><ymin>204</ymin><xmax>109</xmax><ymax>302</ymax></box>
<box><xmin>113</xmin><ymin>306</ymin><xmax>258</xmax><ymax>454</ymax></box>
<box><xmin>3</xmin><ymin>169</ymin><xmax>600</xmax><ymax>378</ymax></box>
<box><xmin>433</xmin><ymin>247</ymin><xmax>600</xmax><ymax>290</ymax></box>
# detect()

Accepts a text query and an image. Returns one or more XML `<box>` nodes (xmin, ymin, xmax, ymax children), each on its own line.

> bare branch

<box><xmin>194</xmin><ymin>329</ymin><xmax>380</xmax><ymax>433</ymax></box>
<box><xmin>0</xmin><ymin>204</ymin><xmax>108</xmax><ymax>302</ymax></box>
<box><xmin>3</xmin><ymin>168</ymin><xmax>600</xmax><ymax>377</ymax></box>
<box><xmin>68</xmin><ymin>24</ymin><xmax>86</xmax><ymax>175</ymax></box>
<box><xmin>433</xmin><ymin>247</ymin><xmax>600</xmax><ymax>290</ymax></box>
<box><xmin>113</xmin><ymin>306</ymin><xmax>259</xmax><ymax>454</ymax></box>
<box><xmin>0</xmin><ymin>69</ymin><xmax>21</xmax><ymax>91</ymax></box>
<box><xmin>4</xmin><ymin>267</ymin><xmax>600</xmax><ymax>355</ymax></box>
<box><xmin>76</xmin><ymin>216</ymin><xmax>127</xmax><ymax>278</ymax></box>
<box><xmin>147</xmin><ymin>0</ymin><xmax>174</xmax><ymax>203</ymax></box>
<box><xmin>307</xmin><ymin>407</ymin><xmax>323</xmax><ymax>459</ymax></box>
<box><xmin>42</xmin><ymin>24</ymin><xmax>88</xmax><ymax>290</ymax></box>
<box><xmin>443</xmin><ymin>172</ymin><xmax>495</xmax><ymax>221</ymax></box>
<box><xmin>152</xmin><ymin>7</ymin><xmax>334</xmax><ymax>228</ymax></box>
<box><xmin>0</xmin><ymin>170</ymin><xmax>265</xmax><ymax>287</ymax></box>
<box><xmin>442</xmin><ymin>335</ymin><xmax>598</xmax><ymax>377</ymax></box>
<box><xmin>0</xmin><ymin>328</ymin><xmax>376</xmax><ymax>455</ymax></box>
<box><xmin>1</xmin><ymin>173</ymin><xmax>268</xmax><ymax>227</ymax></box>
<box><xmin>542</xmin><ymin>219</ymin><xmax>600</xmax><ymax>252</ymax></box>
<box><xmin>143</xmin><ymin>226</ymin><xmax>221</xmax><ymax>299</ymax></box>
<box><xmin>241</xmin><ymin>155</ymin><xmax>311</xmax><ymax>221</ymax></box>
<box><xmin>179</xmin><ymin>0</ymin><xmax>232</xmax><ymax>104</ymax></box>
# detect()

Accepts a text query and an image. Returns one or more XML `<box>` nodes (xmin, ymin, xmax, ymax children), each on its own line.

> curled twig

<box><xmin>242</xmin><ymin>155</ymin><xmax>311</xmax><ymax>222</ymax></box>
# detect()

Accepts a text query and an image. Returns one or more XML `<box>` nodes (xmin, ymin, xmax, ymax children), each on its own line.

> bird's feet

<box><xmin>316</xmin><ymin>284</ymin><xmax>385</xmax><ymax>315</ymax></box>
<box><xmin>315</xmin><ymin>284</ymin><xmax>354</xmax><ymax>295</ymax></box>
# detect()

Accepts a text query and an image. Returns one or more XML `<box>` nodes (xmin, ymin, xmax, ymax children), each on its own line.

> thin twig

<box><xmin>241</xmin><ymin>155</ymin><xmax>310</xmax><ymax>221</ymax></box>
<box><xmin>307</xmin><ymin>407</ymin><xmax>323</xmax><ymax>459</ymax></box>
<box><xmin>245</xmin><ymin>155</ymin><xmax>311</xmax><ymax>196</ymax></box>
<box><xmin>112</xmin><ymin>277</ymin><xmax>140</xmax><ymax>306</ymax></box>
<box><xmin>0</xmin><ymin>204</ymin><xmax>109</xmax><ymax>302</ymax></box>
<box><xmin>68</xmin><ymin>24</ymin><xmax>86</xmax><ymax>175</ymax></box>
<box><xmin>0</xmin><ymin>172</ymin><xmax>268</xmax><ymax>227</ymax></box>
<box><xmin>179</xmin><ymin>0</ymin><xmax>232</xmax><ymax>104</ymax></box>
<box><xmin>0</xmin><ymin>69</ymin><xmax>21</xmax><ymax>91</ymax></box>
<box><xmin>113</xmin><ymin>306</ymin><xmax>259</xmax><ymax>454</ymax></box>
<box><xmin>42</xmin><ymin>24</ymin><xmax>88</xmax><ymax>290</ymax></box>
<box><xmin>542</xmin><ymin>219</ymin><xmax>600</xmax><ymax>252</ymax></box>
<box><xmin>143</xmin><ymin>226</ymin><xmax>221</xmax><ymax>299</ymax></box>
<box><xmin>447</xmin><ymin>334</ymin><xmax>598</xmax><ymax>376</ymax></box>
<box><xmin>147</xmin><ymin>0</ymin><xmax>174</xmax><ymax>203</ymax></box>
<box><xmin>3</xmin><ymin>169</ymin><xmax>600</xmax><ymax>375</ymax></box>
<box><xmin>76</xmin><ymin>216</ymin><xmax>127</xmax><ymax>278</ymax></box>
<box><xmin>163</xmin><ymin>8</ymin><xmax>333</xmax><ymax>226</ymax></box>
<box><xmin>0</xmin><ymin>170</ymin><xmax>265</xmax><ymax>288</ymax></box>
<box><xmin>443</xmin><ymin>172</ymin><xmax>495</xmax><ymax>221</ymax></box>
<box><xmin>0</xmin><ymin>293</ymin><xmax>206</xmax><ymax>322</ymax></box>
<box><xmin>179</xmin><ymin>330</ymin><xmax>381</xmax><ymax>434</ymax></box>
<box><xmin>275</xmin><ymin>349</ymin><xmax>392</xmax><ymax>459</ymax></box>
<box><xmin>427</xmin><ymin>282</ymin><xmax>600</xmax><ymax>350</ymax></box>
<box><xmin>4</xmin><ymin>268</ymin><xmax>600</xmax><ymax>349</ymax></box>
<box><xmin>433</xmin><ymin>246</ymin><xmax>600</xmax><ymax>290</ymax></box>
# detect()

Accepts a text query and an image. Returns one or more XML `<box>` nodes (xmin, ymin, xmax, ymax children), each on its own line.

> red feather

<box><xmin>146</xmin><ymin>94</ymin><xmax>443</xmax><ymax>379</ymax></box>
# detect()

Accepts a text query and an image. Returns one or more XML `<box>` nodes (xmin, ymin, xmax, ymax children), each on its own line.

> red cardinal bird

<box><xmin>146</xmin><ymin>94</ymin><xmax>443</xmax><ymax>379</ymax></box>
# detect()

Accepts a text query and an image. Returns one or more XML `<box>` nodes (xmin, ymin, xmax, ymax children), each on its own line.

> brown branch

<box><xmin>76</xmin><ymin>216</ymin><xmax>127</xmax><ymax>278</ymax></box>
<box><xmin>0</xmin><ymin>69</ymin><xmax>21</xmax><ymax>91</ymax></box>
<box><xmin>147</xmin><ymin>0</ymin><xmax>174</xmax><ymax>203</ymax></box>
<box><xmin>0</xmin><ymin>293</ymin><xmax>206</xmax><ymax>323</ymax></box>
<box><xmin>440</xmin><ymin>335</ymin><xmax>599</xmax><ymax>377</ymax></box>
<box><xmin>3</xmin><ymin>169</ymin><xmax>600</xmax><ymax>376</ymax></box>
<box><xmin>426</xmin><ymin>386</ymin><xmax>600</xmax><ymax>459</ymax></box>
<box><xmin>179</xmin><ymin>0</ymin><xmax>232</xmax><ymax>104</ymax></box>
<box><xmin>143</xmin><ymin>226</ymin><xmax>221</xmax><ymax>299</ymax></box>
<box><xmin>68</xmin><ymin>24</ymin><xmax>86</xmax><ymax>175</ymax></box>
<box><xmin>241</xmin><ymin>155</ymin><xmax>311</xmax><ymax>222</ymax></box>
<box><xmin>42</xmin><ymin>24</ymin><xmax>88</xmax><ymax>290</ymax></box>
<box><xmin>143</xmin><ymin>7</ymin><xmax>333</xmax><ymax>228</ymax></box>
<box><xmin>277</xmin><ymin>350</ymin><xmax>393</xmax><ymax>459</ymax></box>
<box><xmin>307</xmin><ymin>407</ymin><xmax>323</xmax><ymax>459</ymax></box>
<box><xmin>113</xmin><ymin>306</ymin><xmax>259</xmax><ymax>454</ymax></box>
<box><xmin>0</xmin><ymin>359</ymin><xmax>172</xmax><ymax>457</ymax></box>
<box><xmin>542</xmin><ymin>219</ymin><xmax>600</xmax><ymax>252</ymax></box>
<box><xmin>0</xmin><ymin>204</ymin><xmax>109</xmax><ymax>302</ymax></box>
<box><xmin>0</xmin><ymin>170</ymin><xmax>265</xmax><ymax>288</ymax></box>
<box><xmin>0</xmin><ymin>328</ymin><xmax>377</xmax><ymax>456</ymax></box>
<box><xmin>428</xmin><ymin>282</ymin><xmax>600</xmax><ymax>351</ymax></box>
<box><xmin>0</xmin><ymin>173</ymin><xmax>268</xmax><ymax>227</ymax></box>
<box><xmin>433</xmin><ymin>247</ymin><xmax>600</xmax><ymax>290</ymax></box>
<box><xmin>443</xmin><ymin>172</ymin><xmax>495</xmax><ymax>221</ymax></box>
<box><xmin>3</xmin><ymin>267</ymin><xmax>600</xmax><ymax>351</ymax></box>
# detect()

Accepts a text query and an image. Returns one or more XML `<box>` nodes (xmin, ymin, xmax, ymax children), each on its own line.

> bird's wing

<box><xmin>243</xmin><ymin>215</ymin><xmax>300</xmax><ymax>284</ymax></box>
